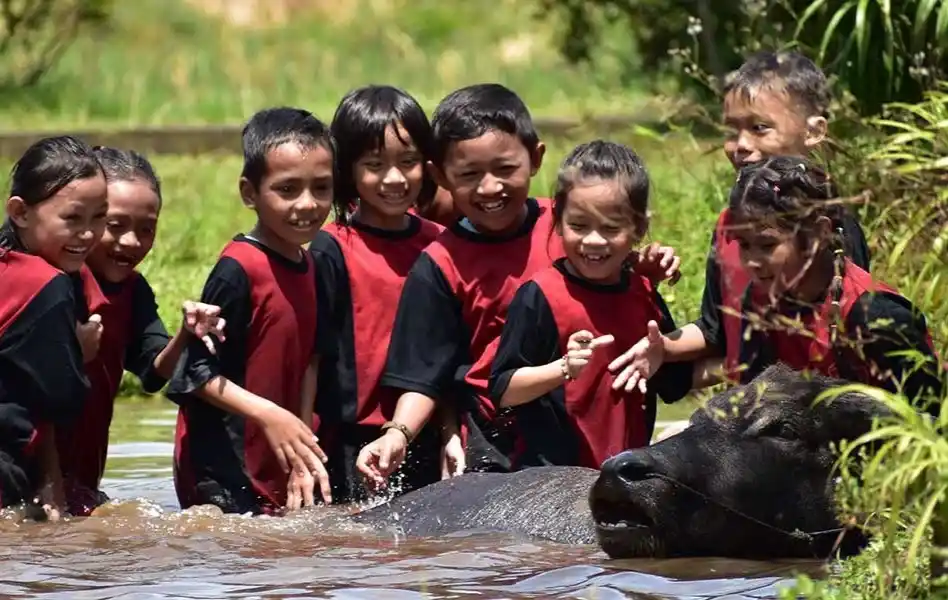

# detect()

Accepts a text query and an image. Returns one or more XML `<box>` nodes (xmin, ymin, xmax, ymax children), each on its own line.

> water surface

<box><xmin>0</xmin><ymin>400</ymin><xmax>825</xmax><ymax>599</ymax></box>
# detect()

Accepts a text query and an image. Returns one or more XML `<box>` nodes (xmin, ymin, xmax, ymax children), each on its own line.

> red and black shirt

<box><xmin>380</xmin><ymin>197</ymin><xmax>565</xmax><ymax>471</ymax></box>
<box><xmin>58</xmin><ymin>271</ymin><xmax>172</xmax><ymax>515</ymax></box>
<box><xmin>0</xmin><ymin>249</ymin><xmax>89</xmax><ymax>507</ymax></box>
<box><xmin>166</xmin><ymin>235</ymin><xmax>318</xmax><ymax>514</ymax></box>
<box><xmin>489</xmin><ymin>258</ymin><xmax>693</xmax><ymax>469</ymax></box>
<box><xmin>733</xmin><ymin>259</ymin><xmax>942</xmax><ymax>404</ymax></box>
<box><xmin>696</xmin><ymin>207</ymin><xmax>870</xmax><ymax>378</ymax></box>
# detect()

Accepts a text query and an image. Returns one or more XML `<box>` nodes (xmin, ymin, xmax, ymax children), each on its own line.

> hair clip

<box><xmin>798</xmin><ymin>163</ymin><xmax>806</xmax><ymax>172</ymax></box>
<box><xmin>773</xmin><ymin>184</ymin><xmax>780</xmax><ymax>193</ymax></box>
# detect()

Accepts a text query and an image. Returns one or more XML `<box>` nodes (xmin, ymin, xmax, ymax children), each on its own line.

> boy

<box><xmin>167</xmin><ymin>107</ymin><xmax>334</xmax><ymax>515</ymax></box>
<box><xmin>609</xmin><ymin>50</ymin><xmax>872</xmax><ymax>390</ymax></box>
<box><xmin>355</xmin><ymin>84</ymin><xmax>679</xmax><ymax>487</ymax></box>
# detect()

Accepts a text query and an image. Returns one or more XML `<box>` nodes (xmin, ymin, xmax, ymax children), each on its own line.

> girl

<box><xmin>624</xmin><ymin>156</ymin><xmax>943</xmax><ymax>408</ymax></box>
<box><xmin>0</xmin><ymin>135</ymin><xmax>108</xmax><ymax>517</ymax></box>
<box><xmin>487</xmin><ymin>140</ymin><xmax>693</xmax><ymax>468</ymax></box>
<box><xmin>56</xmin><ymin>146</ymin><xmax>225</xmax><ymax>516</ymax></box>
<box><xmin>307</xmin><ymin>84</ymin><xmax>455</xmax><ymax>506</ymax></box>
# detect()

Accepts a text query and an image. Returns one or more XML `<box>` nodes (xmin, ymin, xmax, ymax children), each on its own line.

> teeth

<box><xmin>291</xmin><ymin>220</ymin><xmax>314</xmax><ymax>228</ymax></box>
<box><xmin>479</xmin><ymin>201</ymin><xmax>505</xmax><ymax>213</ymax></box>
<box><xmin>582</xmin><ymin>254</ymin><xmax>609</xmax><ymax>262</ymax></box>
<box><xmin>64</xmin><ymin>246</ymin><xmax>87</xmax><ymax>254</ymax></box>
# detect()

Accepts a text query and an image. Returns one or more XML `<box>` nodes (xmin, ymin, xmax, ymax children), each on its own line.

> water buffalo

<box><xmin>355</xmin><ymin>364</ymin><xmax>889</xmax><ymax>559</ymax></box>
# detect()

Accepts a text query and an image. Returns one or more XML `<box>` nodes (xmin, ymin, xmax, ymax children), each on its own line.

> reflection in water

<box><xmin>0</xmin><ymin>403</ymin><xmax>826</xmax><ymax>599</ymax></box>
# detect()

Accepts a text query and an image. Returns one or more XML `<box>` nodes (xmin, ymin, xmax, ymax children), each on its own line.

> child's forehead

<box><xmin>264</xmin><ymin>141</ymin><xmax>332</xmax><ymax>171</ymax></box>
<box><xmin>723</xmin><ymin>84</ymin><xmax>809</xmax><ymax>119</ymax></box>
<box><xmin>443</xmin><ymin>130</ymin><xmax>529</xmax><ymax>164</ymax></box>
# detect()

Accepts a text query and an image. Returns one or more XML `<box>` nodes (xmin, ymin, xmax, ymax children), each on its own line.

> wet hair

<box><xmin>728</xmin><ymin>156</ymin><xmax>841</xmax><ymax>245</ymax></box>
<box><xmin>552</xmin><ymin>140</ymin><xmax>650</xmax><ymax>239</ymax></box>
<box><xmin>723</xmin><ymin>51</ymin><xmax>831</xmax><ymax>118</ymax></box>
<box><xmin>241</xmin><ymin>106</ymin><xmax>336</xmax><ymax>189</ymax></box>
<box><xmin>0</xmin><ymin>135</ymin><xmax>104</xmax><ymax>250</ymax></box>
<box><xmin>92</xmin><ymin>146</ymin><xmax>163</xmax><ymax>207</ymax></box>
<box><xmin>430</xmin><ymin>83</ymin><xmax>539</xmax><ymax>167</ymax></box>
<box><xmin>330</xmin><ymin>85</ymin><xmax>437</xmax><ymax>223</ymax></box>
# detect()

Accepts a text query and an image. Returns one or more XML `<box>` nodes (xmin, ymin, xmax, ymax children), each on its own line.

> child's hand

<box><xmin>633</xmin><ymin>242</ymin><xmax>682</xmax><ymax>286</ymax></box>
<box><xmin>181</xmin><ymin>300</ymin><xmax>226</xmax><ymax>354</ymax></box>
<box><xmin>76</xmin><ymin>314</ymin><xmax>103</xmax><ymax>363</ymax></box>
<box><xmin>565</xmin><ymin>331</ymin><xmax>615</xmax><ymax>380</ymax></box>
<box><xmin>608</xmin><ymin>320</ymin><xmax>666</xmax><ymax>393</ymax></box>
<box><xmin>356</xmin><ymin>429</ymin><xmax>408</xmax><ymax>491</ymax></box>
<box><xmin>255</xmin><ymin>403</ymin><xmax>331</xmax><ymax>503</ymax></box>
<box><xmin>440</xmin><ymin>432</ymin><xmax>465</xmax><ymax>480</ymax></box>
<box><xmin>285</xmin><ymin>468</ymin><xmax>316</xmax><ymax>511</ymax></box>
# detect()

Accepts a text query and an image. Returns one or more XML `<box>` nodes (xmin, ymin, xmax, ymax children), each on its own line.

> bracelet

<box><xmin>560</xmin><ymin>355</ymin><xmax>572</xmax><ymax>382</ymax></box>
<box><xmin>381</xmin><ymin>421</ymin><xmax>414</xmax><ymax>443</ymax></box>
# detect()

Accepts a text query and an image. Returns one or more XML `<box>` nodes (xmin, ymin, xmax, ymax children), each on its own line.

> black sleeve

<box><xmin>309</xmin><ymin>231</ymin><xmax>344</xmax><ymax>358</ymax></box>
<box><xmin>649</xmin><ymin>291</ymin><xmax>696</xmax><ymax>404</ymax></box>
<box><xmin>379</xmin><ymin>252</ymin><xmax>466</xmax><ymax>400</ymax></box>
<box><xmin>0</xmin><ymin>274</ymin><xmax>90</xmax><ymax>424</ymax></box>
<box><xmin>841</xmin><ymin>209</ymin><xmax>871</xmax><ymax>272</ymax></box>
<box><xmin>693</xmin><ymin>228</ymin><xmax>726</xmax><ymax>352</ymax></box>
<box><xmin>164</xmin><ymin>257</ymin><xmax>252</xmax><ymax>405</ymax></box>
<box><xmin>124</xmin><ymin>276</ymin><xmax>172</xmax><ymax>394</ymax></box>
<box><xmin>488</xmin><ymin>282</ymin><xmax>560</xmax><ymax>403</ymax></box>
<box><xmin>846</xmin><ymin>292</ymin><xmax>943</xmax><ymax>406</ymax></box>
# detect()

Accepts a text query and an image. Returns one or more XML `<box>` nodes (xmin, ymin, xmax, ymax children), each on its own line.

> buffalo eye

<box><xmin>758</xmin><ymin>420</ymin><xmax>800</xmax><ymax>441</ymax></box>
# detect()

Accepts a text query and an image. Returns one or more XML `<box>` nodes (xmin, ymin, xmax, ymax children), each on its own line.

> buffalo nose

<box><xmin>601</xmin><ymin>450</ymin><xmax>657</xmax><ymax>484</ymax></box>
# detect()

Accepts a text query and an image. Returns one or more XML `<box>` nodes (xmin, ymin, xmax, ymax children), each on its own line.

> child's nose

<box><xmin>383</xmin><ymin>167</ymin><xmax>407</xmax><ymax>186</ymax></box>
<box><xmin>476</xmin><ymin>174</ymin><xmax>503</xmax><ymax>196</ymax></box>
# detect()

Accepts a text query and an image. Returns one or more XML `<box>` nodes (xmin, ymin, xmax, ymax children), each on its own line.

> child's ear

<box><xmin>6</xmin><ymin>196</ymin><xmax>29</xmax><ymax>227</ymax></box>
<box><xmin>530</xmin><ymin>141</ymin><xmax>546</xmax><ymax>176</ymax></box>
<box><xmin>426</xmin><ymin>161</ymin><xmax>449</xmax><ymax>190</ymax></box>
<box><xmin>238</xmin><ymin>178</ymin><xmax>257</xmax><ymax>210</ymax></box>
<box><xmin>804</xmin><ymin>116</ymin><xmax>828</xmax><ymax>149</ymax></box>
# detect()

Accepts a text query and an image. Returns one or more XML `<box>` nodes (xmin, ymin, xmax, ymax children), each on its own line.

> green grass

<box><xmin>0</xmin><ymin>0</ymin><xmax>660</xmax><ymax>131</ymax></box>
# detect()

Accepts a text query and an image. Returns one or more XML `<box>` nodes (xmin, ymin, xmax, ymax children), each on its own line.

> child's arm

<box><xmin>35</xmin><ymin>426</ymin><xmax>66</xmax><ymax>519</ymax></box>
<box><xmin>356</xmin><ymin>253</ymin><xmax>465</xmax><ymax>486</ymax></box>
<box><xmin>124</xmin><ymin>277</ymin><xmax>224</xmax><ymax>393</ymax></box>
<box><xmin>489</xmin><ymin>282</ymin><xmax>567</xmax><ymax>408</ymax></box>
<box><xmin>165</xmin><ymin>258</ymin><xmax>326</xmax><ymax>477</ymax></box>
<box><xmin>849</xmin><ymin>292</ymin><xmax>944</xmax><ymax>408</ymax></box>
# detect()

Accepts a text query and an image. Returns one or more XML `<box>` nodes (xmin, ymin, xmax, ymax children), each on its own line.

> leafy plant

<box><xmin>0</xmin><ymin>0</ymin><xmax>112</xmax><ymax>88</ymax></box>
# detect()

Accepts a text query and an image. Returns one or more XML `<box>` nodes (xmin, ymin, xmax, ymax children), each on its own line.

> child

<box><xmin>627</xmin><ymin>157</ymin><xmax>943</xmax><ymax>407</ymax></box>
<box><xmin>167</xmin><ymin>107</ymin><xmax>334</xmax><ymax>515</ymax></box>
<box><xmin>355</xmin><ymin>84</ymin><xmax>680</xmax><ymax>488</ymax></box>
<box><xmin>610</xmin><ymin>50</ymin><xmax>873</xmax><ymax>389</ymax></box>
<box><xmin>56</xmin><ymin>146</ymin><xmax>225</xmax><ymax>516</ymax></box>
<box><xmin>489</xmin><ymin>141</ymin><xmax>693</xmax><ymax>468</ymax></box>
<box><xmin>308</xmin><ymin>85</ymin><xmax>446</xmax><ymax>504</ymax></box>
<box><xmin>0</xmin><ymin>135</ymin><xmax>107</xmax><ymax>516</ymax></box>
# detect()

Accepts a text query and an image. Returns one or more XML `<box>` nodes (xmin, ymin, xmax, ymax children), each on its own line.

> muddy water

<box><xmin>0</xmin><ymin>401</ymin><xmax>827</xmax><ymax>599</ymax></box>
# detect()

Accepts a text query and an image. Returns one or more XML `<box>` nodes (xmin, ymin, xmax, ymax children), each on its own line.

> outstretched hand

<box><xmin>608</xmin><ymin>320</ymin><xmax>666</xmax><ymax>393</ymax></box>
<box><xmin>634</xmin><ymin>242</ymin><xmax>682</xmax><ymax>286</ymax></box>
<box><xmin>564</xmin><ymin>330</ymin><xmax>615</xmax><ymax>380</ymax></box>
<box><xmin>181</xmin><ymin>300</ymin><xmax>226</xmax><ymax>354</ymax></box>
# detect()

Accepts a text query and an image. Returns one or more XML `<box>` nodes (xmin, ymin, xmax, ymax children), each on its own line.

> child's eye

<box><xmin>753</xmin><ymin>123</ymin><xmax>772</xmax><ymax>134</ymax></box>
<box><xmin>364</xmin><ymin>161</ymin><xmax>384</xmax><ymax>170</ymax></box>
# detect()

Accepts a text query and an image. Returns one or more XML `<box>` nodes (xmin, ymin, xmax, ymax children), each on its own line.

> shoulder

<box><xmin>847</xmin><ymin>289</ymin><xmax>926</xmax><ymax>331</ymax></box>
<box><xmin>0</xmin><ymin>249</ymin><xmax>62</xmax><ymax>291</ymax></box>
<box><xmin>310</xmin><ymin>228</ymin><xmax>346</xmax><ymax>260</ymax></box>
<box><xmin>417</xmin><ymin>216</ymin><xmax>446</xmax><ymax>242</ymax></box>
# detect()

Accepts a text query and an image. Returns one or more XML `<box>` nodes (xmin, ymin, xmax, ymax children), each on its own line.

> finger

<box><xmin>659</xmin><ymin>247</ymin><xmax>673</xmax><ymax>268</ymax></box>
<box><xmin>647</xmin><ymin>320</ymin><xmax>662</xmax><ymax>343</ymax></box>
<box><xmin>303</xmin><ymin>476</ymin><xmax>316</xmax><ymax>507</ymax></box>
<box><xmin>313</xmin><ymin>463</ymin><xmax>332</xmax><ymax>504</ymax></box>
<box><xmin>626</xmin><ymin>371</ymin><xmax>641</xmax><ymax>394</ymax></box>
<box><xmin>286</xmin><ymin>485</ymin><xmax>300</xmax><ymax>511</ymax></box>
<box><xmin>284</xmin><ymin>445</ymin><xmax>302</xmax><ymax>475</ymax></box>
<box><xmin>612</xmin><ymin>366</ymin><xmax>632</xmax><ymax>390</ymax></box>
<box><xmin>378</xmin><ymin>445</ymin><xmax>391</xmax><ymax>472</ymax></box>
<box><xmin>667</xmin><ymin>255</ymin><xmax>681</xmax><ymax>275</ymax></box>
<box><xmin>202</xmin><ymin>335</ymin><xmax>217</xmax><ymax>355</ymax></box>
<box><xmin>568</xmin><ymin>349</ymin><xmax>593</xmax><ymax>360</ymax></box>
<box><xmin>304</xmin><ymin>434</ymin><xmax>328</xmax><ymax>463</ymax></box>
<box><xmin>637</xmin><ymin>376</ymin><xmax>649</xmax><ymax>395</ymax></box>
<box><xmin>87</xmin><ymin>314</ymin><xmax>102</xmax><ymax>326</ymax></box>
<box><xmin>293</xmin><ymin>441</ymin><xmax>322</xmax><ymax>475</ymax></box>
<box><xmin>570</xmin><ymin>330</ymin><xmax>594</xmax><ymax>344</ymax></box>
<box><xmin>608</xmin><ymin>348</ymin><xmax>636</xmax><ymax>372</ymax></box>
<box><xmin>452</xmin><ymin>457</ymin><xmax>465</xmax><ymax>478</ymax></box>
<box><xmin>589</xmin><ymin>334</ymin><xmax>615</xmax><ymax>349</ymax></box>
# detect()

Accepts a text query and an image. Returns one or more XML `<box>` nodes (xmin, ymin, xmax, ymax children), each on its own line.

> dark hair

<box><xmin>92</xmin><ymin>146</ymin><xmax>162</xmax><ymax>206</ymax></box>
<box><xmin>0</xmin><ymin>135</ymin><xmax>103</xmax><ymax>250</ymax></box>
<box><xmin>330</xmin><ymin>85</ymin><xmax>437</xmax><ymax>223</ymax></box>
<box><xmin>728</xmin><ymin>156</ymin><xmax>841</xmax><ymax>243</ymax></box>
<box><xmin>552</xmin><ymin>140</ymin><xmax>650</xmax><ymax>239</ymax></box>
<box><xmin>241</xmin><ymin>106</ymin><xmax>336</xmax><ymax>188</ymax></box>
<box><xmin>723</xmin><ymin>50</ymin><xmax>831</xmax><ymax>118</ymax></box>
<box><xmin>430</xmin><ymin>83</ymin><xmax>539</xmax><ymax>167</ymax></box>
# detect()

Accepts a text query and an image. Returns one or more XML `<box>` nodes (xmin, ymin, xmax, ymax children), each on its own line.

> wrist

<box><xmin>559</xmin><ymin>356</ymin><xmax>573</xmax><ymax>382</ymax></box>
<box><xmin>381</xmin><ymin>420</ymin><xmax>413</xmax><ymax>444</ymax></box>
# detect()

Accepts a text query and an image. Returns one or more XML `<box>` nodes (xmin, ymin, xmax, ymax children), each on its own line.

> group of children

<box><xmin>0</xmin><ymin>50</ymin><xmax>943</xmax><ymax>519</ymax></box>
